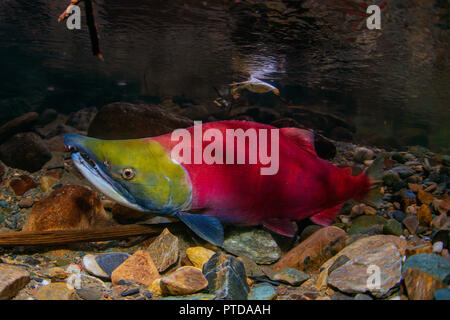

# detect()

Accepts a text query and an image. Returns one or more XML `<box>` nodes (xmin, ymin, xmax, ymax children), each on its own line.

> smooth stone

<box><xmin>0</xmin><ymin>264</ymin><xmax>30</xmax><ymax>300</ymax></box>
<box><xmin>403</xmin><ymin>215</ymin><xmax>419</xmax><ymax>234</ymax></box>
<box><xmin>434</xmin><ymin>288</ymin><xmax>450</xmax><ymax>300</ymax></box>
<box><xmin>273</xmin><ymin>226</ymin><xmax>347</xmax><ymax>272</ymax></box>
<box><xmin>76</xmin><ymin>286</ymin><xmax>104</xmax><ymax>300</ymax></box>
<box><xmin>36</xmin><ymin>283</ymin><xmax>76</xmax><ymax>300</ymax></box>
<box><xmin>404</xmin><ymin>267</ymin><xmax>445</xmax><ymax>300</ymax></box>
<box><xmin>159</xmin><ymin>293</ymin><xmax>215</xmax><ymax>300</ymax></box>
<box><xmin>223</xmin><ymin>228</ymin><xmax>281</xmax><ymax>264</ymax></box>
<box><xmin>9</xmin><ymin>175</ymin><xmax>37</xmax><ymax>196</ymax></box>
<box><xmin>22</xmin><ymin>185</ymin><xmax>112</xmax><ymax>231</ymax></box>
<box><xmin>433</xmin><ymin>241</ymin><xmax>444</xmax><ymax>253</ymax></box>
<box><xmin>392</xmin><ymin>165</ymin><xmax>414</xmax><ymax>179</ymax></box>
<box><xmin>248</xmin><ymin>284</ymin><xmax>277</xmax><ymax>300</ymax></box>
<box><xmin>82</xmin><ymin>253</ymin><xmax>130</xmax><ymax>278</ymax></box>
<box><xmin>111</xmin><ymin>250</ymin><xmax>160</xmax><ymax>287</ymax></box>
<box><xmin>160</xmin><ymin>266</ymin><xmax>208</xmax><ymax>296</ymax></box>
<box><xmin>318</xmin><ymin>235</ymin><xmax>406</xmax><ymax>296</ymax></box>
<box><xmin>403</xmin><ymin>254</ymin><xmax>450</xmax><ymax>283</ymax></box>
<box><xmin>236</xmin><ymin>256</ymin><xmax>266</xmax><ymax>278</ymax></box>
<box><xmin>146</xmin><ymin>228</ymin><xmax>179</xmax><ymax>272</ymax></box>
<box><xmin>271</xmin><ymin>268</ymin><xmax>310</xmax><ymax>286</ymax></box>
<box><xmin>354</xmin><ymin>147</ymin><xmax>374</xmax><ymax>163</ymax></box>
<box><xmin>186</xmin><ymin>246</ymin><xmax>215</xmax><ymax>269</ymax></box>
<box><xmin>382</xmin><ymin>170</ymin><xmax>401</xmax><ymax>186</ymax></box>
<box><xmin>384</xmin><ymin>219</ymin><xmax>403</xmax><ymax>236</ymax></box>
<box><xmin>203</xmin><ymin>252</ymin><xmax>249</xmax><ymax>300</ymax></box>
<box><xmin>327</xmin><ymin>242</ymin><xmax>402</xmax><ymax>298</ymax></box>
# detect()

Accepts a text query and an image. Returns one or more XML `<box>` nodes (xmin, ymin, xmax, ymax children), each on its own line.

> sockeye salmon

<box><xmin>64</xmin><ymin>120</ymin><xmax>383</xmax><ymax>246</ymax></box>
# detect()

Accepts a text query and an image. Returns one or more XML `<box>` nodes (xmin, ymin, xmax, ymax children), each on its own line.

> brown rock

<box><xmin>417</xmin><ymin>189</ymin><xmax>434</xmax><ymax>206</ymax></box>
<box><xmin>160</xmin><ymin>266</ymin><xmax>208</xmax><ymax>296</ymax></box>
<box><xmin>0</xmin><ymin>112</ymin><xmax>38</xmax><ymax>144</ymax></box>
<box><xmin>145</xmin><ymin>228</ymin><xmax>179</xmax><ymax>272</ymax></box>
<box><xmin>18</xmin><ymin>198</ymin><xmax>34</xmax><ymax>208</ymax></box>
<box><xmin>22</xmin><ymin>185</ymin><xmax>112</xmax><ymax>231</ymax></box>
<box><xmin>0</xmin><ymin>264</ymin><xmax>30</xmax><ymax>300</ymax></box>
<box><xmin>273</xmin><ymin>226</ymin><xmax>348</xmax><ymax>272</ymax></box>
<box><xmin>433</xmin><ymin>195</ymin><xmax>450</xmax><ymax>215</ymax></box>
<box><xmin>87</xmin><ymin>103</ymin><xmax>193</xmax><ymax>140</ymax></box>
<box><xmin>405</xmin><ymin>240</ymin><xmax>433</xmax><ymax>258</ymax></box>
<box><xmin>36</xmin><ymin>283</ymin><xmax>76</xmax><ymax>300</ymax></box>
<box><xmin>403</xmin><ymin>215</ymin><xmax>419</xmax><ymax>234</ymax></box>
<box><xmin>408</xmin><ymin>183</ymin><xmax>421</xmax><ymax>193</ymax></box>
<box><xmin>417</xmin><ymin>204</ymin><xmax>432</xmax><ymax>226</ymax></box>
<box><xmin>404</xmin><ymin>268</ymin><xmax>445</xmax><ymax>300</ymax></box>
<box><xmin>111</xmin><ymin>250</ymin><xmax>160</xmax><ymax>286</ymax></box>
<box><xmin>9</xmin><ymin>175</ymin><xmax>37</xmax><ymax>196</ymax></box>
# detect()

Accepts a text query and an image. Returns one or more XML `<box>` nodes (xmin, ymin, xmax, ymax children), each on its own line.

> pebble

<box><xmin>390</xmin><ymin>210</ymin><xmax>406</xmax><ymax>222</ymax></box>
<box><xmin>433</xmin><ymin>241</ymin><xmax>444</xmax><ymax>253</ymax></box>
<box><xmin>223</xmin><ymin>228</ymin><xmax>281</xmax><ymax>264</ymax></box>
<box><xmin>384</xmin><ymin>219</ymin><xmax>403</xmax><ymax>236</ymax></box>
<box><xmin>203</xmin><ymin>252</ymin><xmax>249</xmax><ymax>300</ymax></box>
<box><xmin>146</xmin><ymin>228</ymin><xmax>179</xmax><ymax>272</ymax></box>
<box><xmin>36</xmin><ymin>282</ymin><xmax>76</xmax><ymax>300</ymax></box>
<box><xmin>9</xmin><ymin>175</ymin><xmax>37</xmax><ymax>196</ymax></box>
<box><xmin>353</xmin><ymin>147</ymin><xmax>374</xmax><ymax>163</ymax></box>
<box><xmin>111</xmin><ymin>250</ymin><xmax>160</xmax><ymax>287</ymax></box>
<box><xmin>417</xmin><ymin>204</ymin><xmax>432</xmax><ymax>226</ymax></box>
<box><xmin>273</xmin><ymin>226</ymin><xmax>347</xmax><ymax>272</ymax></box>
<box><xmin>271</xmin><ymin>268</ymin><xmax>310</xmax><ymax>286</ymax></box>
<box><xmin>402</xmin><ymin>215</ymin><xmax>419</xmax><ymax>234</ymax></box>
<box><xmin>160</xmin><ymin>266</ymin><xmax>208</xmax><ymax>296</ymax></box>
<box><xmin>248</xmin><ymin>284</ymin><xmax>277</xmax><ymax>300</ymax></box>
<box><xmin>0</xmin><ymin>264</ymin><xmax>30</xmax><ymax>299</ymax></box>
<box><xmin>403</xmin><ymin>254</ymin><xmax>450</xmax><ymax>283</ymax></box>
<box><xmin>82</xmin><ymin>253</ymin><xmax>130</xmax><ymax>278</ymax></box>
<box><xmin>404</xmin><ymin>267</ymin><xmax>445</xmax><ymax>300</ymax></box>
<box><xmin>417</xmin><ymin>189</ymin><xmax>434</xmax><ymax>205</ymax></box>
<box><xmin>186</xmin><ymin>246</ymin><xmax>215</xmax><ymax>269</ymax></box>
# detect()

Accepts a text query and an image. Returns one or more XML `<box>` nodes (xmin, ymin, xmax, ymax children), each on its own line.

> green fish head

<box><xmin>64</xmin><ymin>134</ymin><xmax>192</xmax><ymax>214</ymax></box>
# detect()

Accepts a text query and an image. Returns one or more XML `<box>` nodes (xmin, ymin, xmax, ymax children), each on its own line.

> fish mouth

<box><xmin>64</xmin><ymin>134</ymin><xmax>147</xmax><ymax>212</ymax></box>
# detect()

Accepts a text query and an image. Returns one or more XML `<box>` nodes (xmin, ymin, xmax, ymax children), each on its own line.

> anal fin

<box><xmin>177</xmin><ymin>212</ymin><xmax>224</xmax><ymax>247</ymax></box>
<box><xmin>263</xmin><ymin>218</ymin><xmax>295</xmax><ymax>237</ymax></box>
<box><xmin>310</xmin><ymin>204</ymin><xmax>343</xmax><ymax>226</ymax></box>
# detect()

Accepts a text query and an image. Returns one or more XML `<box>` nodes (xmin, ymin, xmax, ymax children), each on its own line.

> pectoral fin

<box><xmin>310</xmin><ymin>204</ymin><xmax>343</xmax><ymax>226</ymax></box>
<box><xmin>177</xmin><ymin>212</ymin><xmax>224</xmax><ymax>247</ymax></box>
<box><xmin>263</xmin><ymin>218</ymin><xmax>295</xmax><ymax>237</ymax></box>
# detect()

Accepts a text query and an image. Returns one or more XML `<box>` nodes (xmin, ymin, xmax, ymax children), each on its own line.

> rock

<box><xmin>0</xmin><ymin>132</ymin><xmax>51</xmax><ymax>172</ymax></box>
<box><xmin>354</xmin><ymin>147</ymin><xmax>374</xmax><ymax>163</ymax></box>
<box><xmin>404</xmin><ymin>268</ymin><xmax>445</xmax><ymax>300</ymax></box>
<box><xmin>347</xmin><ymin>215</ymin><xmax>387</xmax><ymax>235</ymax></box>
<box><xmin>18</xmin><ymin>198</ymin><xmax>34</xmax><ymax>208</ymax></box>
<box><xmin>432</xmin><ymin>213</ymin><xmax>450</xmax><ymax>231</ymax></box>
<box><xmin>36</xmin><ymin>282</ymin><xmax>76</xmax><ymax>300</ymax></box>
<box><xmin>433</xmin><ymin>241</ymin><xmax>444</xmax><ymax>253</ymax></box>
<box><xmin>354</xmin><ymin>293</ymin><xmax>373</xmax><ymax>300</ymax></box>
<box><xmin>248</xmin><ymin>284</ymin><xmax>277</xmax><ymax>300</ymax></box>
<box><xmin>384</xmin><ymin>219</ymin><xmax>403</xmax><ymax>236</ymax></box>
<box><xmin>236</xmin><ymin>256</ymin><xmax>266</xmax><ymax>278</ymax></box>
<box><xmin>417</xmin><ymin>204</ymin><xmax>432</xmax><ymax>226</ymax></box>
<box><xmin>392</xmin><ymin>165</ymin><xmax>414</xmax><ymax>179</ymax></box>
<box><xmin>317</xmin><ymin>235</ymin><xmax>406</xmax><ymax>293</ymax></box>
<box><xmin>432</xmin><ymin>230</ymin><xmax>449</xmax><ymax>250</ymax></box>
<box><xmin>87</xmin><ymin>102</ymin><xmax>193</xmax><ymax>140</ymax></box>
<box><xmin>403</xmin><ymin>215</ymin><xmax>419</xmax><ymax>234</ymax></box>
<box><xmin>326</xmin><ymin>241</ymin><xmax>403</xmax><ymax>298</ymax></box>
<box><xmin>146</xmin><ymin>228</ymin><xmax>179</xmax><ymax>272</ymax></box>
<box><xmin>0</xmin><ymin>112</ymin><xmax>39</xmax><ymax>143</ymax></box>
<box><xmin>159</xmin><ymin>293</ymin><xmax>215</xmax><ymax>300</ymax></box>
<box><xmin>160</xmin><ymin>266</ymin><xmax>208</xmax><ymax>296</ymax></box>
<box><xmin>434</xmin><ymin>288</ymin><xmax>450</xmax><ymax>300</ymax></box>
<box><xmin>391</xmin><ymin>210</ymin><xmax>406</xmax><ymax>222</ymax></box>
<box><xmin>22</xmin><ymin>185</ymin><xmax>112</xmax><ymax>231</ymax></box>
<box><xmin>66</xmin><ymin>107</ymin><xmax>98</xmax><ymax>131</ymax></box>
<box><xmin>273</xmin><ymin>226</ymin><xmax>347</xmax><ymax>272</ymax></box>
<box><xmin>391</xmin><ymin>152</ymin><xmax>407</xmax><ymax>163</ymax></box>
<box><xmin>82</xmin><ymin>253</ymin><xmax>130</xmax><ymax>278</ymax></box>
<box><xmin>203</xmin><ymin>252</ymin><xmax>250</xmax><ymax>300</ymax></box>
<box><xmin>111</xmin><ymin>250</ymin><xmax>160</xmax><ymax>287</ymax></box>
<box><xmin>39</xmin><ymin>175</ymin><xmax>60</xmax><ymax>192</ymax></box>
<box><xmin>76</xmin><ymin>286</ymin><xmax>104</xmax><ymax>300</ymax></box>
<box><xmin>417</xmin><ymin>189</ymin><xmax>434</xmax><ymax>205</ymax></box>
<box><xmin>149</xmin><ymin>278</ymin><xmax>163</xmax><ymax>296</ymax></box>
<box><xmin>9</xmin><ymin>175</ymin><xmax>37</xmax><ymax>196</ymax></box>
<box><xmin>405</xmin><ymin>240</ymin><xmax>433</xmax><ymax>257</ymax></box>
<box><xmin>186</xmin><ymin>247</ymin><xmax>215</xmax><ymax>269</ymax></box>
<box><xmin>299</xmin><ymin>225</ymin><xmax>323</xmax><ymax>241</ymax></box>
<box><xmin>271</xmin><ymin>268</ymin><xmax>310</xmax><ymax>286</ymax></box>
<box><xmin>403</xmin><ymin>254</ymin><xmax>450</xmax><ymax>283</ymax></box>
<box><xmin>382</xmin><ymin>170</ymin><xmax>401</xmax><ymax>187</ymax></box>
<box><xmin>223</xmin><ymin>228</ymin><xmax>281</xmax><ymax>264</ymax></box>
<box><xmin>42</xmin><ymin>267</ymin><xmax>68</xmax><ymax>280</ymax></box>
<box><xmin>0</xmin><ymin>264</ymin><xmax>30</xmax><ymax>299</ymax></box>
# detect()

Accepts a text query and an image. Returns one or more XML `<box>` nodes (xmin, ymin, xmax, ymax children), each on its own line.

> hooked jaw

<box><xmin>63</xmin><ymin>134</ymin><xmax>147</xmax><ymax>212</ymax></box>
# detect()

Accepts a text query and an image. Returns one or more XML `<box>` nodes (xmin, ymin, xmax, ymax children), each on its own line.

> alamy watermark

<box><xmin>170</xmin><ymin>121</ymin><xmax>280</xmax><ymax>176</ymax></box>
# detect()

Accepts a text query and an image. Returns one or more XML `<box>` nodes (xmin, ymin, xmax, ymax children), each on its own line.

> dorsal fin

<box><xmin>280</xmin><ymin>128</ymin><xmax>316</xmax><ymax>156</ymax></box>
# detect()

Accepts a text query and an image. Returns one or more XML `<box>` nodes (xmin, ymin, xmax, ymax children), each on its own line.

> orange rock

<box><xmin>417</xmin><ymin>189</ymin><xmax>434</xmax><ymax>206</ymax></box>
<box><xmin>273</xmin><ymin>226</ymin><xmax>347</xmax><ymax>272</ymax></box>
<box><xmin>0</xmin><ymin>264</ymin><xmax>30</xmax><ymax>299</ymax></box>
<box><xmin>22</xmin><ymin>185</ymin><xmax>112</xmax><ymax>231</ymax></box>
<box><xmin>111</xmin><ymin>250</ymin><xmax>160</xmax><ymax>287</ymax></box>
<box><xmin>160</xmin><ymin>266</ymin><xmax>208</xmax><ymax>296</ymax></box>
<box><xmin>404</xmin><ymin>268</ymin><xmax>445</xmax><ymax>300</ymax></box>
<box><xmin>405</xmin><ymin>240</ymin><xmax>433</xmax><ymax>258</ymax></box>
<box><xmin>417</xmin><ymin>204</ymin><xmax>432</xmax><ymax>226</ymax></box>
<box><xmin>9</xmin><ymin>175</ymin><xmax>37</xmax><ymax>196</ymax></box>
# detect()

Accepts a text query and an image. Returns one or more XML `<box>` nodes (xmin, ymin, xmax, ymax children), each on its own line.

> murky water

<box><xmin>0</xmin><ymin>0</ymin><xmax>449</xmax><ymax>151</ymax></box>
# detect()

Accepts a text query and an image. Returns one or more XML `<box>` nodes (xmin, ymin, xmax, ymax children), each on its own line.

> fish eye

<box><xmin>122</xmin><ymin>168</ymin><xmax>135</xmax><ymax>180</ymax></box>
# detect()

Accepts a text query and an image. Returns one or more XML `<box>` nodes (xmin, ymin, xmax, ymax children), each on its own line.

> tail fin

<box><xmin>362</xmin><ymin>155</ymin><xmax>384</xmax><ymax>207</ymax></box>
